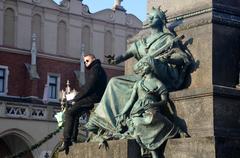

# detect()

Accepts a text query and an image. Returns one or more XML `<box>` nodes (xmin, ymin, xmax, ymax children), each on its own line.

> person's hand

<box><xmin>159</xmin><ymin>56</ymin><xmax>169</xmax><ymax>63</ymax></box>
<box><xmin>104</xmin><ymin>54</ymin><xmax>116</xmax><ymax>65</ymax></box>
<box><xmin>67</xmin><ymin>100</ymin><xmax>75</xmax><ymax>105</ymax></box>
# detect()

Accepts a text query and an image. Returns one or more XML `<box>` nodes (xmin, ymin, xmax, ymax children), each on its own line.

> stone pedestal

<box><xmin>58</xmin><ymin>140</ymin><xmax>141</xmax><ymax>158</ymax></box>
<box><xmin>147</xmin><ymin>0</ymin><xmax>240</xmax><ymax>157</ymax></box>
<box><xmin>165</xmin><ymin>137</ymin><xmax>240</xmax><ymax>158</ymax></box>
<box><xmin>58</xmin><ymin>136</ymin><xmax>240</xmax><ymax>158</ymax></box>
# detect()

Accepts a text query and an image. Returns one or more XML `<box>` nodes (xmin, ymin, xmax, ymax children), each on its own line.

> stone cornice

<box><xmin>212</xmin><ymin>10</ymin><xmax>240</xmax><ymax>28</ymax></box>
<box><xmin>0</xmin><ymin>46</ymin><xmax>79</xmax><ymax>63</ymax></box>
<box><xmin>166</xmin><ymin>5</ymin><xmax>240</xmax><ymax>31</ymax></box>
<box><xmin>167</xmin><ymin>4</ymin><xmax>240</xmax><ymax>21</ymax></box>
<box><xmin>170</xmin><ymin>87</ymin><xmax>214</xmax><ymax>101</ymax></box>
<box><xmin>167</xmin><ymin>7</ymin><xmax>213</xmax><ymax>22</ymax></box>
<box><xmin>173</xmin><ymin>16</ymin><xmax>212</xmax><ymax>32</ymax></box>
<box><xmin>170</xmin><ymin>85</ymin><xmax>240</xmax><ymax>101</ymax></box>
<box><xmin>0</xmin><ymin>46</ymin><xmax>124</xmax><ymax>70</ymax></box>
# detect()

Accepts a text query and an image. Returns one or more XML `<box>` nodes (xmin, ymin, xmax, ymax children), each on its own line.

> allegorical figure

<box><xmin>86</xmin><ymin>5</ymin><xmax>192</xmax><ymax>156</ymax></box>
<box><xmin>60</xmin><ymin>54</ymin><xmax>107</xmax><ymax>154</ymax></box>
<box><xmin>115</xmin><ymin>57</ymin><xmax>179</xmax><ymax>158</ymax></box>
<box><xmin>86</xmin><ymin>5</ymin><xmax>191</xmax><ymax>128</ymax></box>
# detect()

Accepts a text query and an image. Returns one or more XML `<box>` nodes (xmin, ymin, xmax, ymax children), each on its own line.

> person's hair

<box><xmin>84</xmin><ymin>53</ymin><xmax>96</xmax><ymax>59</ymax></box>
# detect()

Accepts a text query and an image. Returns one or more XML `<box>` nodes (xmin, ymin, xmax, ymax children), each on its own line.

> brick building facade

<box><xmin>0</xmin><ymin>0</ymin><xmax>142</xmax><ymax>157</ymax></box>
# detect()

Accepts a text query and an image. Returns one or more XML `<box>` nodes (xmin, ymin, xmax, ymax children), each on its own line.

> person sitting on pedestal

<box><xmin>59</xmin><ymin>54</ymin><xmax>107</xmax><ymax>154</ymax></box>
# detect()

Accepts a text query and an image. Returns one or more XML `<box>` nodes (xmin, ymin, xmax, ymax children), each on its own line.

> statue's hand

<box><xmin>115</xmin><ymin>114</ymin><xmax>126</xmax><ymax>132</ymax></box>
<box><xmin>104</xmin><ymin>54</ymin><xmax>116</xmax><ymax>65</ymax></box>
<box><xmin>116</xmin><ymin>114</ymin><xmax>126</xmax><ymax>124</ymax></box>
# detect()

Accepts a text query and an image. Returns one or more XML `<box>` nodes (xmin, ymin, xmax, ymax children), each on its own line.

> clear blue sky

<box><xmin>53</xmin><ymin>0</ymin><xmax>147</xmax><ymax>21</ymax></box>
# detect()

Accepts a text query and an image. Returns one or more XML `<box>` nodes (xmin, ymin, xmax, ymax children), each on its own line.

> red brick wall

<box><xmin>0</xmin><ymin>52</ymin><xmax>29</xmax><ymax>97</ymax></box>
<box><xmin>0</xmin><ymin>51</ymin><xmax>124</xmax><ymax>98</ymax></box>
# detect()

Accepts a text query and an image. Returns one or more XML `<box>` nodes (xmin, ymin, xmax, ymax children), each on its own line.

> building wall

<box><xmin>0</xmin><ymin>49</ymin><xmax>124</xmax><ymax>98</ymax></box>
<box><xmin>0</xmin><ymin>0</ymin><xmax>142</xmax><ymax>157</ymax></box>
<box><xmin>0</xmin><ymin>0</ymin><xmax>142</xmax><ymax>62</ymax></box>
<box><xmin>0</xmin><ymin>0</ymin><xmax>142</xmax><ymax>98</ymax></box>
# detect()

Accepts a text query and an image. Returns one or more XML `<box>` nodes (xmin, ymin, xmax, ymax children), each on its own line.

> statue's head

<box><xmin>147</xmin><ymin>6</ymin><xmax>167</xmax><ymax>28</ymax></box>
<box><xmin>134</xmin><ymin>57</ymin><xmax>154</xmax><ymax>76</ymax></box>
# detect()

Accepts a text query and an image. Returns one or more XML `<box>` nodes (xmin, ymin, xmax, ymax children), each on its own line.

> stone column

<box><xmin>144</xmin><ymin>1</ymin><xmax>240</xmax><ymax>158</ymax></box>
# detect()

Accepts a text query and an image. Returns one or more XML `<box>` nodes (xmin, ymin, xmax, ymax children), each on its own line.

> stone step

<box><xmin>58</xmin><ymin>137</ymin><xmax>240</xmax><ymax>158</ymax></box>
<box><xmin>58</xmin><ymin>139</ymin><xmax>141</xmax><ymax>158</ymax></box>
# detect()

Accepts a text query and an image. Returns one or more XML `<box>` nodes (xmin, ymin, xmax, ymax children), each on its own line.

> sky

<box><xmin>53</xmin><ymin>0</ymin><xmax>147</xmax><ymax>21</ymax></box>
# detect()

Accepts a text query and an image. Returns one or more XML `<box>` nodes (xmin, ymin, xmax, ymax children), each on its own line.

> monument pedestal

<box><xmin>58</xmin><ymin>136</ymin><xmax>240</xmax><ymax>158</ymax></box>
<box><xmin>165</xmin><ymin>137</ymin><xmax>240</xmax><ymax>158</ymax></box>
<box><xmin>58</xmin><ymin>140</ymin><xmax>141</xmax><ymax>158</ymax></box>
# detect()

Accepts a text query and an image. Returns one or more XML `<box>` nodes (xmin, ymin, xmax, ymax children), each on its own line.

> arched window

<box><xmin>32</xmin><ymin>14</ymin><xmax>42</xmax><ymax>50</ymax></box>
<box><xmin>57</xmin><ymin>20</ymin><xmax>67</xmax><ymax>55</ymax></box>
<box><xmin>3</xmin><ymin>8</ymin><xmax>15</xmax><ymax>46</ymax></box>
<box><xmin>81</xmin><ymin>26</ymin><xmax>91</xmax><ymax>53</ymax></box>
<box><xmin>104</xmin><ymin>31</ymin><xmax>113</xmax><ymax>63</ymax></box>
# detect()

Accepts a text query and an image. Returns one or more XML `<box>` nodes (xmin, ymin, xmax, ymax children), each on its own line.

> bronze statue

<box><xmin>86</xmin><ymin>6</ymin><xmax>194</xmax><ymax>157</ymax></box>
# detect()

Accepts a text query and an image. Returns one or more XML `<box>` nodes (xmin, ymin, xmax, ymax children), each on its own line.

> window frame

<box><xmin>47</xmin><ymin>73</ymin><xmax>60</xmax><ymax>102</ymax></box>
<box><xmin>0</xmin><ymin>65</ymin><xmax>9</xmax><ymax>96</ymax></box>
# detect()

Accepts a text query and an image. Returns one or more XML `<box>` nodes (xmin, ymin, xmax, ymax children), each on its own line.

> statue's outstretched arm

<box><xmin>114</xmin><ymin>52</ymin><xmax>134</xmax><ymax>64</ymax></box>
<box><xmin>105</xmin><ymin>43</ymin><xmax>136</xmax><ymax>65</ymax></box>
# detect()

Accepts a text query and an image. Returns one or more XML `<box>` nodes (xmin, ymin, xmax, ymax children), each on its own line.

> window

<box><xmin>48</xmin><ymin>75</ymin><xmax>60</xmax><ymax>100</ymax></box>
<box><xmin>0</xmin><ymin>69</ymin><xmax>5</xmax><ymax>93</ymax></box>
<box><xmin>0</xmin><ymin>66</ymin><xmax>9</xmax><ymax>95</ymax></box>
<box><xmin>81</xmin><ymin>26</ymin><xmax>91</xmax><ymax>53</ymax></box>
<box><xmin>3</xmin><ymin>8</ymin><xmax>15</xmax><ymax>46</ymax></box>
<box><xmin>57</xmin><ymin>20</ymin><xmax>67</xmax><ymax>55</ymax></box>
<box><xmin>104</xmin><ymin>31</ymin><xmax>113</xmax><ymax>63</ymax></box>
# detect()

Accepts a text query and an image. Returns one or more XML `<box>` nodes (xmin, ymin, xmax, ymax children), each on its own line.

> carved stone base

<box><xmin>170</xmin><ymin>85</ymin><xmax>240</xmax><ymax>138</ymax></box>
<box><xmin>58</xmin><ymin>137</ymin><xmax>240</xmax><ymax>158</ymax></box>
<box><xmin>58</xmin><ymin>140</ymin><xmax>141</xmax><ymax>158</ymax></box>
<box><xmin>165</xmin><ymin>137</ymin><xmax>240</xmax><ymax>158</ymax></box>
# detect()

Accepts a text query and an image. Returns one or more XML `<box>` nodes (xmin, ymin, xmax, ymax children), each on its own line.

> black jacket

<box><xmin>73</xmin><ymin>59</ymin><xmax>107</xmax><ymax>103</ymax></box>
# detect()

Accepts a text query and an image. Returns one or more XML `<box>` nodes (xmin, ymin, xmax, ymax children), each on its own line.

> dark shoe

<box><xmin>58</xmin><ymin>141</ymin><xmax>72</xmax><ymax>155</ymax></box>
<box><xmin>71</xmin><ymin>137</ymin><xmax>78</xmax><ymax>143</ymax></box>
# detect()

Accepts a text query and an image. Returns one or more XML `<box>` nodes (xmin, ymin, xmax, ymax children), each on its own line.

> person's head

<box><xmin>84</xmin><ymin>54</ymin><xmax>96</xmax><ymax>67</ymax></box>
<box><xmin>147</xmin><ymin>6</ymin><xmax>167</xmax><ymax>29</ymax></box>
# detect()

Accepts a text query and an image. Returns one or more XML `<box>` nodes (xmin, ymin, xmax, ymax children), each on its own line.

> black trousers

<box><xmin>63</xmin><ymin>97</ymin><xmax>94</xmax><ymax>142</ymax></box>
